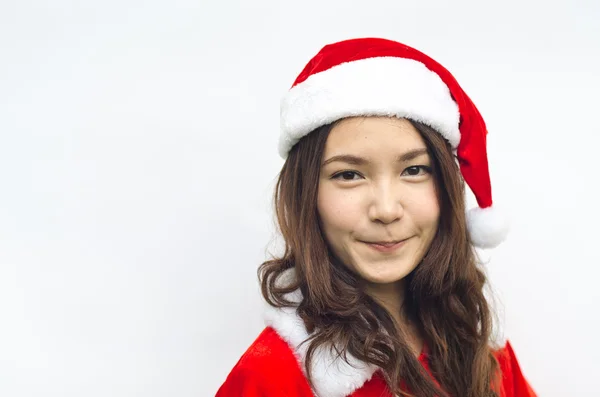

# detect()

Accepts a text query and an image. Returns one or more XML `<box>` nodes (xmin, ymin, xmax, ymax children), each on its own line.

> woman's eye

<box><xmin>332</xmin><ymin>171</ymin><xmax>362</xmax><ymax>181</ymax></box>
<box><xmin>402</xmin><ymin>165</ymin><xmax>431</xmax><ymax>177</ymax></box>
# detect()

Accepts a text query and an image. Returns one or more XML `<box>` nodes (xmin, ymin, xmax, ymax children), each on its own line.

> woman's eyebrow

<box><xmin>322</xmin><ymin>148</ymin><xmax>429</xmax><ymax>167</ymax></box>
<box><xmin>397</xmin><ymin>148</ymin><xmax>429</xmax><ymax>162</ymax></box>
<box><xmin>322</xmin><ymin>154</ymin><xmax>368</xmax><ymax>167</ymax></box>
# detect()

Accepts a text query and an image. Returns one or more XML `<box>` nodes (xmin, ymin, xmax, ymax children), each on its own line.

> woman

<box><xmin>216</xmin><ymin>37</ymin><xmax>537</xmax><ymax>397</ymax></box>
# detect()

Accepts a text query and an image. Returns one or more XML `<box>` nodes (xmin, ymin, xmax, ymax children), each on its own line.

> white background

<box><xmin>1</xmin><ymin>1</ymin><xmax>599</xmax><ymax>396</ymax></box>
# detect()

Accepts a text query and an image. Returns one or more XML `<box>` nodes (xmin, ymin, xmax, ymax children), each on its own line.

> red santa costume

<box><xmin>216</xmin><ymin>38</ymin><xmax>537</xmax><ymax>396</ymax></box>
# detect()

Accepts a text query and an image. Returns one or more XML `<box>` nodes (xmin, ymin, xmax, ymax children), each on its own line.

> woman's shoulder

<box><xmin>492</xmin><ymin>340</ymin><xmax>537</xmax><ymax>397</ymax></box>
<box><xmin>215</xmin><ymin>327</ymin><xmax>314</xmax><ymax>396</ymax></box>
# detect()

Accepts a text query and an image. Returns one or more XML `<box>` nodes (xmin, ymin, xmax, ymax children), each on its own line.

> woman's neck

<box><xmin>365</xmin><ymin>280</ymin><xmax>424</xmax><ymax>357</ymax></box>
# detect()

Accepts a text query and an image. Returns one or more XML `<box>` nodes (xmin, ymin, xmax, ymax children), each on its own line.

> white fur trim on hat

<box><xmin>263</xmin><ymin>269</ymin><xmax>377</xmax><ymax>397</ymax></box>
<box><xmin>466</xmin><ymin>205</ymin><xmax>510</xmax><ymax>249</ymax></box>
<box><xmin>279</xmin><ymin>56</ymin><xmax>461</xmax><ymax>158</ymax></box>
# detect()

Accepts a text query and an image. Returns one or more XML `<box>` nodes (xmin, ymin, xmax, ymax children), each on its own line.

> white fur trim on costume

<box><xmin>466</xmin><ymin>205</ymin><xmax>510</xmax><ymax>249</ymax></box>
<box><xmin>279</xmin><ymin>56</ymin><xmax>461</xmax><ymax>158</ymax></box>
<box><xmin>263</xmin><ymin>269</ymin><xmax>377</xmax><ymax>397</ymax></box>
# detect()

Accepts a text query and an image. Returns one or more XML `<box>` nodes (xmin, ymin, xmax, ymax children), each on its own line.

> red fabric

<box><xmin>215</xmin><ymin>327</ymin><xmax>537</xmax><ymax>397</ymax></box>
<box><xmin>495</xmin><ymin>340</ymin><xmax>539</xmax><ymax>397</ymax></box>
<box><xmin>215</xmin><ymin>328</ymin><xmax>314</xmax><ymax>396</ymax></box>
<box><xmin>290</xmin><ymin>37</ymin><xmax>493</xmax><ymax>210</ymax></box>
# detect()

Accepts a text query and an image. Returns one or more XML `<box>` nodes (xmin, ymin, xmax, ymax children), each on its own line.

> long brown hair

<box><xmin>259</xmin><ymin>118</ymin><xmax>500</xmax><ymax>397</ymax></box>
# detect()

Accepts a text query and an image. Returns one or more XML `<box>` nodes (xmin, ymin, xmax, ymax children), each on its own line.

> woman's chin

<box><xmin>353</xmin><ymin>263</ymin><xmax>415</xmax><ymax>285</ymax></box>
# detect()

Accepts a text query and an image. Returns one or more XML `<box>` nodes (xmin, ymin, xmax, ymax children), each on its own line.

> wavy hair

<box><xmin>259</xmin><ymin>119</ymin><xmax>500</xmax><ymax>397</ymax></box>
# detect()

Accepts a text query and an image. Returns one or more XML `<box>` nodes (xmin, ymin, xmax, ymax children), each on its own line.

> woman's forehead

<box><xmin>324</xmin><ymin>117</ymin><xmax>428</xmax><ymax>157</ymax></box>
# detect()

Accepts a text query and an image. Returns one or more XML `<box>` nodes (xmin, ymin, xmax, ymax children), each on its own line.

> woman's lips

<box><xmin>362</xmin><ymin>238</ymin><xmax>411</xmax><ymax>253</ymax></box>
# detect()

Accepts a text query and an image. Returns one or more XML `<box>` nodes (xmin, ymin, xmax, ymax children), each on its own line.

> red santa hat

<box><xmin>278</xmin><ymin>37</ymin><xmax>509</xmax><ymax>249</ymax></box>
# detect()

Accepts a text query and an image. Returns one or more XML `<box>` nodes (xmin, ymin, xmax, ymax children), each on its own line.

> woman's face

<box><xmin>317</xmin><ymin>117</ymin><xmax>440</xmax><ymax>287</ymax></box>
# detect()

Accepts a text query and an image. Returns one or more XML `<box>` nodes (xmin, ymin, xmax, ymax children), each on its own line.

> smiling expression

<box><xmin>317</xmin><ymin>117</ymin><xmax>441</xmax><ymax>287</ymax></box>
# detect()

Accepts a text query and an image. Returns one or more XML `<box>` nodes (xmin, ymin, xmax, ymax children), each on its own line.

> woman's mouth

<box><xmin>362</xmin><ymin>238</ymin><xmax>411</xmax><ymax>253</ymax></box>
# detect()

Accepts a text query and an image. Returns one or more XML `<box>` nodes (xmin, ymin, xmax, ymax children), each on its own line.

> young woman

<box><xmin>216</xmin><ymin>37</ymin><xmax>537</xmax><ymax>397</ymax></box>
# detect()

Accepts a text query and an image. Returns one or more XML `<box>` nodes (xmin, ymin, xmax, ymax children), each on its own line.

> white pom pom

<box><xmin>466</xmin><ymin>205</ymin><xmax>510</xmax><ymax>249</ymax></box>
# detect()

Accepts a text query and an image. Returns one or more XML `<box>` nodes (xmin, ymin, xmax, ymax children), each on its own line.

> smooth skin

<box><xmin>317</xmin><ymin>116</ymin><xmax>441</xmax><ymax>354</ymax></box>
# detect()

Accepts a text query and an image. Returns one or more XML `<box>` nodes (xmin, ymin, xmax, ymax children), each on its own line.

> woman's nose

<box><xmin>368</xmin><ymin>183</ymin><xmax>404</xmax><ymax>224</ymax></box>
